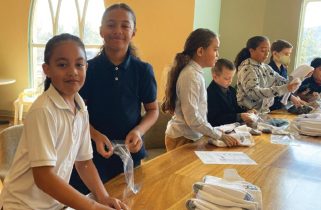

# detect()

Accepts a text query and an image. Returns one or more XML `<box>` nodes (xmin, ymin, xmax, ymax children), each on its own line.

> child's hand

<box><xmin>240</xmin><ymin>113</ymin><xmax>254</xmax><ymax>124</ymax></box>
<box><xmin>247</xmin><ymin>109</ymin><xmax>257</xmax><ymax>114</ymax></box>
<box><xmin>220</xmin><ymin>134</ymin><xmax>240</xmax><ymax>147</ymax></box>
<box><xmin>290</xmin><ymin>95</ymin><xmax>306</xmax><ymax>107</ymax></box>
<box><xmin>308</xmin><ymin>92</ymin><xmax>320</xmax><ymax>102</ymax></box>
<box><xmin>287</xmin><ymin>80</ymin><xmax>301</xmax><ymax>92</ymax></box>
<box><xmin>97</xmin><ymin>196</ymin><xmax>129</xmax><ymax>210</ymax></box>
<box><xmin>125</xmin><ymin>129</ymin><xmax>143</xmax><ymax>153</ymax></box>
<box><xmin>94</xmin><ymin>133</ymin><xmax>113</xmax><ymax>158</ymax></box>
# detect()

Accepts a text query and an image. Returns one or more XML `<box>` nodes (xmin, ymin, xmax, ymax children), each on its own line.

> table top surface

<box><xmin>104</xmin><ymin>111</ymin><xmax>321</xmax><ymax>210</ymax></box>
<box><xmin>0</xmin><ymin>79</ymin><xmax>16</xmax><ymax>85</ymax></box>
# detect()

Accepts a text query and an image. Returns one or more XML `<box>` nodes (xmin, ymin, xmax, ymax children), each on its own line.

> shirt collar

<box><xmin>269</xmin><ymin>59</ymin><xmax>285</xmax><ymax>72</ymax></box>
<box><xmin>99</xmin><ymin>50</ymin><xmax>132</xmax><ymax>71</ymax></box>
<box><xmin>189</xmin><ymin>60</ymin><xmax>203</xmax><ymax>73</ymax></box>
<box><xmin>46</xmin><ymin>84</ymin><xmax>87</xmax><ymax>112</ymax></box>
<box><xmin>213</xmin><ymin>80</ymin><xmax>229</xmax><ymax>94</ymax></box>
<box><xmin>249</xmin><ymin>58</ymin><xmax>263</xmax><ymax>66</ymax></box>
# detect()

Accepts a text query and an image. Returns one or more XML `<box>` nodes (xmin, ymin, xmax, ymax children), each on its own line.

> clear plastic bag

<box><xmin>112</xmin><ymin>141</ymin><xmax>140</xmax><ymax>195</ymax></box>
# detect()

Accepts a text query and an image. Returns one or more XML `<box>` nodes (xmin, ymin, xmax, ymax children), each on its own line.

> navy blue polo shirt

<box><xmin>297</xmin><ymin>76</ymin><xmax>321</xmax><ymax>94</ymax></box>
<box><xmin>268</xmin><ymin>60</ymin><xmax>288</xmax><ymax>110</ymax></box>
<box><xmin>70</xmin><ymin>51</ymin><xmax>157</xmax><ymax>194</ymax></box>
<box><xmin>80</xmin><ymin>51</ymin><xmax>157</xmax><ymax>140</ymax></box>
<box><xmin>268</xmin><ymin>60</ymin><xmax>288</xmax><ymax>79</ymax></box>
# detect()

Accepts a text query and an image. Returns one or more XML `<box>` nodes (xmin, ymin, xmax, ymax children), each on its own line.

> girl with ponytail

<box><xmin>162</xmin><ymin>28</ymin><xmax>239</xmax><ymax>151</ymax></box>
<box><xmin>235</xmin><ymin>36</ymin><xmax>300</xmax><ymax>113</ymax></box>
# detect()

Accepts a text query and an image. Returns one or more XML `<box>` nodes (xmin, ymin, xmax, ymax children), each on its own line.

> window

<box><xmin>296</xmin><ymin>0</ymin><xmax>321</xmax><ymax>66</ymax></box>
<box><xmin>29</xmin><ymin>0</ymin><xmax>105</xmax><ymax>89</ymax></box>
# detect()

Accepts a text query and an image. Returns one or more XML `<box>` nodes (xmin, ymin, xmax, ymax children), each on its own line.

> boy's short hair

<box><xmin>212</xmin><ymin>58</ymin><xmax>235</xmax><ymax>75</ymax></box>
<box><xmin>311</xmin><ymin>57</ymin><xmax>321</xmax><ymax>69</ymax></box>
<box><xmin>271</xmin><ymin>40</ymin><xmax>293</xmax><ymax>52</ymax></box>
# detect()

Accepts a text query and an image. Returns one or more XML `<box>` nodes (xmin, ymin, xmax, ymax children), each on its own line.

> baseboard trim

<box><xmin>0</xmin><ymin>110</ymin><xmax>14</xmax><ymax>117</ymax></box>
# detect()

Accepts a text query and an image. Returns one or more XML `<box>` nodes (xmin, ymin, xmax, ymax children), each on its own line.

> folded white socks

<box><xmin>186</xmin><ymin>173</ymin><xmax>262</xmax><ymax>210</ymax></box>
<box><xmin>209</xmin><ymin>124</ymin><xmax>254</xmax><ymax>147</ymax></box>
<box><xmin>291</xmin><ymin>113</ymin><xmax>321</xmax><ymax>136</ymax></box>
<box><xmin>281</xmin><ymin>64</ymin><xmax>314</xmax><ymax>105</ymax></box>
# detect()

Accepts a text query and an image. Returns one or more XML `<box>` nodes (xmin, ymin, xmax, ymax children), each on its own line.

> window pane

<box><xmin>50</xmin><ymin>0</ymin><xmax>59</xmax><ymax>17</ymax></box>
<box><xmin>58</xmin><ymin>0</ymin><xmax>79</xmax><ymax>36</ymax></box>
<box><xmin>78</xmin><ymin>0</ymin><xmax>86</xmax><ymax>15</ymax></box>
<box><xmin>33</xmin><ymin>0</ymin><xmax>53</xmax><ymax>44</ymax></box>
<box><xmin>33</xmin><ymin>47</ymin><xmax>46</xmax><ymax>89</ymax></box>
<box><xmin>86</xmin><ymin>48</ymin><xmax>101</xmax><ymax>60</ymax></box>
<box><xmin>83</xmin><ymin>0</ymin><xmax>104</xmax><ymax>45</ymax></box>
<box><xmin>298</xmin><ymin>1</ymin><xmax>321</xmax><ymax>64</ymax></box>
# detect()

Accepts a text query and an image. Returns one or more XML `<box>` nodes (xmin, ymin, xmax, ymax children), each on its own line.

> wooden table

<box><xmin>105</xmin><ymin>112</ymin><xmax>321</xmax><ymax>210</ymax></box>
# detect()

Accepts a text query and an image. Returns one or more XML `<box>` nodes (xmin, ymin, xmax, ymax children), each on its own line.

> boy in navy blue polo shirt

<box><xmin>70</xmin><ymin>3</ymin><xmax>158</xmax><ymax>194</ymax></box>
<box><xmin>297</xmin><ymin>57</ymin><xmax>321</xmax><ymax>102</ymax></box>
<box><xmin>207</xmin><ymin>58</ymin><xmax>255</xmax><ymax>126</ymax></box>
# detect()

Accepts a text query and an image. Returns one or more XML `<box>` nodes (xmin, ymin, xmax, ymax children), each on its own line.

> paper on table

<box><xmin>195</xmin><ymin>151</ymin><xmax>257</xmax><ymax>165</ymax></box>
<box><xmin>281</xmin><ymin>64</ymin><xmax>314</xmax><ymax>105</ymax></box>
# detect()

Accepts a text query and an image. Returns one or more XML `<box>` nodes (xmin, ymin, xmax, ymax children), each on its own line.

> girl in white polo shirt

<box><xmin>0</xmin><ymin>34</ymin><xmax>127</xmax><ymax>210</ymax></box>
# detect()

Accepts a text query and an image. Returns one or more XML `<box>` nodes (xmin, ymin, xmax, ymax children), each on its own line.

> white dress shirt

<box><xmin>166</xmin><ymin>60</ymin><xmax>222</xmax><ymax>141</ymax></box>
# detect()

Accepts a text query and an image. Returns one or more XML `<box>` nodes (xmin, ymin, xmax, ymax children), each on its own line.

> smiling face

<box><xmin>43</xmin><ymin>40</ymin><xmax>87</xmax><ymax>100</ymax></box>
<box><xmin>100</xmin><ymin>8</ymin><xmax>136</xmax><ymax>53</ymax></box>
<box><xmin>250</xmin><ymin>40</ymin><xmax>270</xmax><ymax>63</ymax></box>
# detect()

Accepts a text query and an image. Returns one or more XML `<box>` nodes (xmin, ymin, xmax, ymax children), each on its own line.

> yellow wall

<box><xmin>0</xmin><ymin>0</ymin><xmax>30</xmax><ymax>114</ymax></box>
<box><xmin>0</xmin><ymin>0</ymin><xmax>305</xmax><ymax>114</ymax></box>
<box><xmin>0</xmin><ymin>0</ymin><xmax>195</xmax><ymax>114</ymax></box>
<box><xmin>105</xmin><ymin>0</ymin><xmax>195</xmax><ymax>100</ymax></box>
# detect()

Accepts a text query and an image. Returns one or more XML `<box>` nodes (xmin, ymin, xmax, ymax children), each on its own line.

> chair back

<box><xmin>0</xmin><ymin>125</ymin><xmax>23</xmax><ymax>180</ymax></box>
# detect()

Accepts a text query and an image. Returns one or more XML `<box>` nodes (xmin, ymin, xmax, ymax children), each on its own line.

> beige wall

<box><xmin>219</xmin><ymin>0</ymin><xmax>303</xmax><ymax>74</ymax></box>
<box><xmin>263</xmin><ymin>0</ymin><xmax>303</xmax><ymax>72</ymax></box>
<box><xmin>0</xmin><ymin>0</ymin><xmax>30</xmax><ymax>115</ymax></box>
<box><xmin>219</xmin><ymin>0</ymin><xmax>267</xmax><ymax>63</ymax></box>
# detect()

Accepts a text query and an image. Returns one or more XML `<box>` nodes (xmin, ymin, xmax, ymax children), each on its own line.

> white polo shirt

<box><xmin>0</xmin><ymin>84</ymin><xmax>93</xmax><ymax>210</ymax></box>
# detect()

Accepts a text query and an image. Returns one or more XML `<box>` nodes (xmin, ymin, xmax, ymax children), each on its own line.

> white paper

<box><xmin>281</xmin><ymin>64</ymin><xmax>314</xmax><ymax>105</ymax></box>
<box><xmin>195</xmin><ymin>151</ymin><xmax>257</xmax><ymax>165</ymax></box>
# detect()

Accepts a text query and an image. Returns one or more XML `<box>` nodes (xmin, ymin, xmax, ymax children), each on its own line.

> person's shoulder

<box><xmin>229</xmin><ymin>86</ymin><xmax>237</xmax><ymax>94</ymax></box>
<box><xmin>207</xmin><ymin>80</ymin><xmax>218</xmax><ymax>91</ymax></box>
<box><xmin>130</xmin><ymin>56</ymin><xmax>153</xmax><ymax>71</ymax></box>
<box><xmin>26</xmin><ymin>92</ymin><xmax>55</xmax><ymax>117</ymax></box>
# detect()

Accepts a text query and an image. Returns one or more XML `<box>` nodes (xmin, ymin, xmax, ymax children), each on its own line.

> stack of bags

<box><xmin>186</xmin><ymin>174</ymin><xmax>262</xmax><ymax>210</ymax></box>
<box><xmin>291</xmin><ymin>113</ymin><xmax>321</xmax><ymax>136</ymax></box>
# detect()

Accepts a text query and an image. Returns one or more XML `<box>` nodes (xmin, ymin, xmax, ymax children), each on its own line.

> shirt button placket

<box><xmin>115</xmin><ymin>66</ymin><xmax>119</xmax><ymax>81</ymax></box>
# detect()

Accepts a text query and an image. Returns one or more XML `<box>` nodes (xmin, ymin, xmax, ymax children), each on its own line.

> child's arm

<box><xmin>32</xmin><ymin>166</ymin><xmax>118</xmax><ymax>210</ymax></box>
<box><xmin>125</xmin><ymin>101</ymin><xmax>159</xmax><ymax>153</ymax></box>
<box><xmin>90</xmin><ymin>125</ymin><xmax>114</xmax><ymax>158</ymax></box>
<box><xmin>238</xmin><ymin>66</ymin><xmax>289</xmax><ymax>100</ymax></box>
<box><xmin>75</xmin><ymin>159</ymin><xmax>128</xmax><ymax>209</ymax></box>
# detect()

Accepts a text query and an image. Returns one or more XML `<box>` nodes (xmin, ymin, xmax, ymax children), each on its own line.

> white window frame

<box><xmin>28</xmin><ymin>0</ymin><xmax>104</xmax><ymax>89</ymax></box>
<box><xmin>295</xmin><ymin>0</ymin><xmax>321</xmax><ymax>67</ymax></box>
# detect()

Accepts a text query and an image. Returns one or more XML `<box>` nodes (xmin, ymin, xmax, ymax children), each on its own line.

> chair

<box><xmin>0</xmin><ymin>125</ymin><xmax>23</xmax><ymax>181</ymax></box>
<box><xmin>143</xmin><ymin>105</ymin><xmax>172</xmax><ymax>161</ymax></box>
<box><xmin>13</xmin><ymin>88</ymin><xmax>40</xmax><ymax>125</ymax></box>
